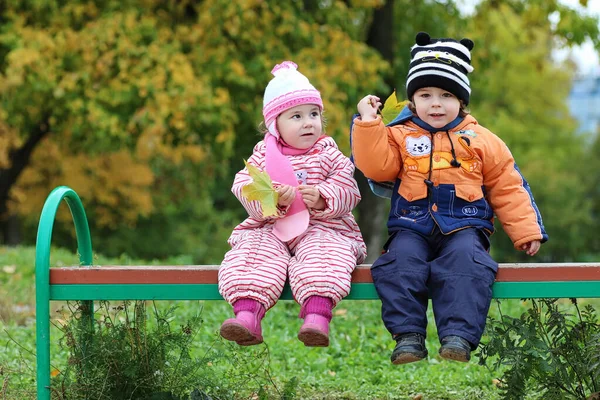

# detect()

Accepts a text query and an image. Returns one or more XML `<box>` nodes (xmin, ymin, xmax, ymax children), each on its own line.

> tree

<box><xmin>355</xmin><ymin>0</ymin><xmax>396</xmax><ymax>261</ymax></box>
<box><xmin>2</xmin><ymin>0</ymin><xmax>598</xmax><ymax>262</ymax></box>
<box><xmin>0</xmin><ymin>5</ymin><xmax>234</xmax><ymax>244</ymax></box>
<box><xmin>356</xmin><ymin>0</ymin><xmax>599</xmax><ymax>261</ymax></box>
<box><xmin>466</xmin><ymin>0</ymin><xmax>598</xmax><ymax>261</ymax></box>
<box><xmin>0</xmin><ymin>0</ymin><xmax>390</xmax><ymax>261</ymax></box>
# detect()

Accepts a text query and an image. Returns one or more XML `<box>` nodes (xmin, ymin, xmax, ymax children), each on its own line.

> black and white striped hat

<box><xmin>406</xmin><ymin>32</ymin><xmax>474</xmax><ymax>105</ymax></box>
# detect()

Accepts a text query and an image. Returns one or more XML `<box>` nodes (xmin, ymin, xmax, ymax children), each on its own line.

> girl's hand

<box><xmin>298</xmin><ymin>185</ymin><xmax>326</xmax><ymax>210</ymax></box>
<box><xmin>357</xmin><ymin>95</ymin><xmax>381</xmax><ymax>122</ymax></box>
<box><xmin>520</xmin><ymin>240</ymin><xmax>541</xmax><ymax>256</ymax></box>
<box><xmin>275</xmin><ymin>184</ymin><xmax>296</xmax><ymax>207</ymax></box>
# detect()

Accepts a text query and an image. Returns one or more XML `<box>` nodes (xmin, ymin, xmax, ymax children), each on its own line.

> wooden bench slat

<box><xmin>49</xmin><ymin>263</ymin><xmax>600</xmax><ymax>285</ymax></box>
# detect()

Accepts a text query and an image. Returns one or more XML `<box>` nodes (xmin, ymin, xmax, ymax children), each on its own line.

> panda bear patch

<box><xmin>406</xmin><ymin>136</ymin><xmax>432</xmax><ymax>157</ymax></box>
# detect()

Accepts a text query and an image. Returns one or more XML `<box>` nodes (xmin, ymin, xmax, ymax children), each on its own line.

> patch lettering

<box><xmin>462</xmin><ymin>206</ymin><xmax>479</xmax><ymax>216</ymax></box>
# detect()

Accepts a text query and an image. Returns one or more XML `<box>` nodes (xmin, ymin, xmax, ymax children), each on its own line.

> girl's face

<box><xmin>413</xmin><ymin>87</ymin><xmax>461</xmax><ymax>129</ymax></box>
<box><xmin>276</xmin><ymin>104</ymin><xmax>322</xmax><ymax>149</ymax></box>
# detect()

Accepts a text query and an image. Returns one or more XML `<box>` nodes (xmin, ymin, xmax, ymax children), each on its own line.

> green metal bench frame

<box><xmin>34</xmin><ymin>186</ymin><xmax>600</xmax><ymax>399</ymax></box>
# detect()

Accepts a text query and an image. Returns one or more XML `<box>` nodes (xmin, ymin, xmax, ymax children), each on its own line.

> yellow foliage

<box><xmin>135</xmin><ymin>124</ymin><xmax>206</xmax><ymax>166</ymax></box>
<box><xmin>215</xmin><ymin>128</ymin><xmax>235</xmax><ymax>144</ymax></box>
<box><xmin>16</xmin><ymin>143</ymin><xmax>154</xmax><ymax>228</ymax></box>
<box><xmin>1</xmin><ymin>0</ymin><xmax>388</xmax><ymax>231</ymax></box>
<box><xmin>351</xmin><ymin>0</ymin><xmax>386</xmax><ymax>6</ymax></box>
<box><xmin>0</xmin><ymin>125</ymin><xmax>21</xmax><ymax>169</ymax></box>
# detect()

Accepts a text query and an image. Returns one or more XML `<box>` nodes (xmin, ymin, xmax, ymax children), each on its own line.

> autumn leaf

<box><xmin>380</xmin><ymin>90</ymin><xmax>409</xmax><ymax>125</ymax></box>
<box><xmin>241</xmin><ymin>160</ymin><xmax>278</xmax><ymax>217</ymax></box>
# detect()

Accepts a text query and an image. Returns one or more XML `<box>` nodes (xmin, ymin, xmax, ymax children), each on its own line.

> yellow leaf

<box><xmin>241</xmin><ymin>160</ymin><xmax>278</xmax><ymax>217</ymax></box>
<box><xmin>379</xmin><ymin>90</ymin><xmax>409</xmax><ymax>125</ymax></box>
<box><xmin>51</xmin><ymin>369</ymin><xmax>60</xmax><ymax>378</ymax></box>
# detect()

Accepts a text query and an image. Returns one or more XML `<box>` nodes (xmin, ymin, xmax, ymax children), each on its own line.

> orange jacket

<box><xmin>351</xmin><ymin>114</ymin><xmax>548</xmax><ymax>249</ymax></box>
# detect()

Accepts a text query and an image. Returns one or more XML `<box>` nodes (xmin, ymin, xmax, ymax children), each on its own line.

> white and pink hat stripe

<box><xmin>262</xmin><ymin>61</ymin><xmax>323</xmax><ymax>137</ymax></box>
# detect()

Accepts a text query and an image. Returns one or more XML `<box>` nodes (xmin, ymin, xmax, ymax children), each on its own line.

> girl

<box><xmin>218</xmin><ymin>61</ymin><xmax>366</xmax><ymax>347</ymax></box>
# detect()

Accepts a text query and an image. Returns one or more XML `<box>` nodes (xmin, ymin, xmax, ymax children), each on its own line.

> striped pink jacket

<box><xmin>229</xmin><ymin>136</ymin><xmax>366</xmax><ymax>263</ymax></box>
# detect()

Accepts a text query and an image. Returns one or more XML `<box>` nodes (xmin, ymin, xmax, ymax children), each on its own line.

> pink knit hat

<box><xmin>262</xmin><ymin>61</ymin><xmax>323</xmax><ymax>137</ymax></box>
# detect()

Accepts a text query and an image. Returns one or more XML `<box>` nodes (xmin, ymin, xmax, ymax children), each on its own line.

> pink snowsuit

<box><xmin>218</xmin><ymin>136</ymin><xmax>367</xmax><ymax>310</ymax></box>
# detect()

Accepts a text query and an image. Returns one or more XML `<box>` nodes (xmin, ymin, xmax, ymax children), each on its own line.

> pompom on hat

<box><xmin>406</xmin><ymin>32</ymin><xmax>475</xmax><ymax>105</ymax></box>
<box><xmin>262</xmin><ymin>61</ymin><xmax>323</xmax><ymax>138</ymax></box>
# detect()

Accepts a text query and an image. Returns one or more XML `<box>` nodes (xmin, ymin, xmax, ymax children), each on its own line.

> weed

<box><xmin>51</xmin><ymin>300</ymin><xmax>300</xmax><ymax>399</ymax></box>
<box><xmin>478</xmin><ymin>298</ymin><xmax>600</xmax><ymax>400</ymax></box>
<box><xmin>53</xmin><ymin>300</ymin><xmax>225</xmax><ymax>399</ymax></box>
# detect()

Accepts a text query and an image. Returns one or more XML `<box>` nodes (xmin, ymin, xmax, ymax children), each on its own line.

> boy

<box><xmin>352</xmin><ymin>32</ymin><xmax>547</xmax><ymax>364</ymax></box>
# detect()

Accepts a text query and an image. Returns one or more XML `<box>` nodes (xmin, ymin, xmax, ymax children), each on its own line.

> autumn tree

<box><xmin>466</xmin><ymin>0</ymin><xmax>598</xmax><ymax>261</ymax></box>
<box><xmin>358</xmin><ymin>0</ymin><xmax>599</xmax><ymax>262</ymax></box>
<box><xmin>2</xmin><ymin>0</ymin><xmax>598</xmax><ymax>262</ymax></box>
<box><xmin>0</xmin><ymin>0</ymin><xmax>389</xmax><ymax>260</ymax></box>
<box><xmin>357</xmin><ymin>0</ymin><xmax>467</xmax><ymax>260</ymax></box>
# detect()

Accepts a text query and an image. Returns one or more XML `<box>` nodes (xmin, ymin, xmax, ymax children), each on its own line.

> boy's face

<box><xmin>276</xmin><ymin>104</ymin><xmax>323</xmax><ymax>149</ymax></box>
<box><xmin>413</xmin><ymin>87</ymin><xmax>461</xmax><ymax>129</ymax></box>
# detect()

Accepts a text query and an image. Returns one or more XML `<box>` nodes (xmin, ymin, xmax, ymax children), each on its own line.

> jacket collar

<box><xmin>386</xmin><ymin>105</ymin><xmax>478</xmax><ymax>132</ymax></box>
<box><xmin>407</xmin><ymin>114</ymin><xmax>477</xmax><ymax>133</ymax></box>
<box><xmin>412</xmin><ymin>116</ymin><xmax>463</xmax><ymax>132</ymax></box>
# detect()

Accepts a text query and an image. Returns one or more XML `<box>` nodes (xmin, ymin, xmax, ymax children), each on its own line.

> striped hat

<box><xmin>406</xmin><ymin>32</ymin><xmax>474</xmax><ymax>105</ymax></box>
<box><xmin>262</xmin><ymin>61</ymin><xmax>323</xmax><ymax>138</ymax></box>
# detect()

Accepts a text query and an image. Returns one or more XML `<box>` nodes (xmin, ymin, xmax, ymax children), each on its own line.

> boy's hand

<box><xmin>357</xmin><ymin>95</ymin><xmax>381</xmax><ymax>122</ymax></box>
<box><xmin>520</xmin><ymin>240</ymin><xmax>541</xmax><ymax>256</ymax></box>
<box><xmin>298</xmin><ymin>185</ymin><xmax>326</xmax><ymax>210</ymax></box>
<box><xmin>275</xmin><ymin>184</ymin><xmax>296</xmax><ymax>207</ymax></box>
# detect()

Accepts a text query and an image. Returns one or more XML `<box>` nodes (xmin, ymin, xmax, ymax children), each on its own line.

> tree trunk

<box><xmin>356</xmin><ymin>0</ymin><xmax>395</xmax><ymax>261</ymax></box>
<box><xmin>0</xmin><ymin>118</ymin><xmax>50</xmax><ymax>244</ymax></box>
<box><xmin>355</xmin><ymin>171</ymin><xmax>388</xmax><ymax>262</ymax></box>
<box><xmin>1</xmin><ymin>214</ymin><xmax>21</xmax><ymax>245</ymax></box>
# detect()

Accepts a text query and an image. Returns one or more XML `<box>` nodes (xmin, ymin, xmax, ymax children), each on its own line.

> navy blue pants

<box><xmin>370</xmin><ymin>227</ymin><xmax>497</xmax><ymax>348</ymax></box>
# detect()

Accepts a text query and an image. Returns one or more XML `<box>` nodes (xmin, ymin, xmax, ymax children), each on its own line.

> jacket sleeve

<box><xmin>231</xmin><ymin>144</ymin><xmax>286</xmax><ymax>221</ymax></box>
<box><xmin>351</xmin><ymin>116</ymin><xmax>402</xmax><ymax>182</ymax></box>
<box><xmin>311</xmin><ymin>148</ymin><xmax>361</xmax><ymax>220</ymax></box>
<box><xmin>482</xmin><ymin>135</ymin><xmax>548</xmax><ymax>249</ymax></box>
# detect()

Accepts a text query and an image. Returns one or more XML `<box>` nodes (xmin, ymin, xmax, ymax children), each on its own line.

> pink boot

<box><xmin>298</xmin><ymin>314</ymin><xmax>330</xmax><ymax>347</ymax></box>
<box><xmin>298</xmin><ymin>296</ymin><xmax>333</xmax><ymax>347</ymax></box>
<box><xmin>220</xmin><ymin>299</ymin><xmax>265</xmax><ymax>346</ymax></box>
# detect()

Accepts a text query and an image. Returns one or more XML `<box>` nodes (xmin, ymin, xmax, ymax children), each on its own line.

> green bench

<box><xmin>35</xmin><ymin>186</ymin><xmax>600</xmax><ymax>400</ymax></box>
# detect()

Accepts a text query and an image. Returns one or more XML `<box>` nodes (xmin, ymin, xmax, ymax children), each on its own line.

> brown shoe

<box><xmin>391</xmin><ymin>333</ymin><xmax>428</xmax><ymax>364</ymax></box>
<box><xmin>439</xmin><ymin>335</ymin><xmax>471</xmax><ymax>362</ymax></box>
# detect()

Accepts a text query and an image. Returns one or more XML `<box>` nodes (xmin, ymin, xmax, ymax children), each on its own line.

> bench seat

<box><xmin>47</xmin><ymin>263</ymin><xmax>600</xmax><ymax>300</ymax></box>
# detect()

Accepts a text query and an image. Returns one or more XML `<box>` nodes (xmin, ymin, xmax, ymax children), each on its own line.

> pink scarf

<box><xmin>265</xmin><ymin>133</ymin><xmax>318</xmax><ymax>241</ymax></box>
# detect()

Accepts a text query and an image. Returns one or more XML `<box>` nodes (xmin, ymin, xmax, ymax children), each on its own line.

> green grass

<box><xmin>1</xmin><ymin>245</ymin><xmax>596</xmax><ymax>399</ymax></box>
<box><xmin>190</xmin><ymin>299</ymin><xmax>518</xmax><ymax>400</ymax></box>
<box><xmin>0</xmin><ymin>246</ymin><xmax>195</xmax><ymax>399</ymax></box>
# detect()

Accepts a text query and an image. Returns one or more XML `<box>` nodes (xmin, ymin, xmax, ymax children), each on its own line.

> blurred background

<box><xmin>1</xmin><ymin>0</ymin><xmax>599</xmax><ymax>264</ymax></box>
